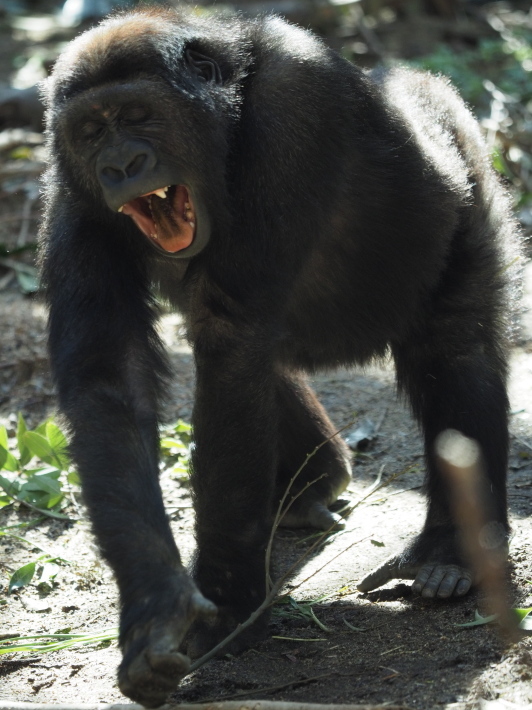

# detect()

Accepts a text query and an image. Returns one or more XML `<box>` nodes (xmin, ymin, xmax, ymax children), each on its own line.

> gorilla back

<box><xmin>40</xmin><ymin>7</ymin><xmax>519</xmax><ymax>707</ymax></box>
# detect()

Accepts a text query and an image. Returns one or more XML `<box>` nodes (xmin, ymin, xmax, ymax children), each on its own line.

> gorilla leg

<box><xmin>359</xmin><ymin>238</ymin><xmax>510</xmax><ymax>598</ymax></box>
<box><xmin>275</xmin><ymin>374</ymin><xmax>352</xmax><ymax>530</ymax></box>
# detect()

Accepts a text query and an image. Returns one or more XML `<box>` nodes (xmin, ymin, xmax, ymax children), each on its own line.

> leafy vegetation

<box><xmin>458</xmin><ymin>607</ymin><xmax>532</xmax><ymax>631</ymax></box>
<box><xmin>410</xmin><ymin>20</ymin><xmax>532</xmax><ymax>214</ymax></box>
<box><xmin>0</xmin><ymin>629</ymin><xmax>118</xmax><ymax>655</ymax></box>
<box><xmin>412</xmin><ymin>38</ymin><xmax>532</xmax><ymax>110</ymax></box>
<box><xmin>0</xmin><ymin>414</ymin><xmax>78</xmax><ymax>518</ymax></box>
<box><xmin>160</xmin><ymin>418</ymin><xmax>193</xmax><ymax>482</ymax></box>
<box><xmin>0</xmin><ymin>414</ymin><xmax>193</xmax><ymax>596</ymax></box>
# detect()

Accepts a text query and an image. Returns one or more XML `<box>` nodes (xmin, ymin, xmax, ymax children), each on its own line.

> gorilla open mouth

<box><xmin>119</xmin><ymin>185</ymin><xmax>196</xmax><ymax>253</ymax></box>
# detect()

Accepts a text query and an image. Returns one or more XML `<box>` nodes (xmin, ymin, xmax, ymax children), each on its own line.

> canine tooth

<box><xmin>153</xmin><ymin>189</ymin><xmax>167</xmax><ymax>199</ymax></box>
<box><xmin>185</xmin><ymin>202</ymin><xmax>191</xmax><ymax>209</ymax></box>
<box><xmin>118</xmin><ymin>206</ymin><xmax>123</xmax><ymax>212</ymax></box>
<box><xmin>189</xmin><ymin>221</ymin><xmax>195</xmax><ymax>229</ymax></box>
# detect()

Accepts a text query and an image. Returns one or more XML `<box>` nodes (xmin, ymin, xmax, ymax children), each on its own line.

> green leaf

<box><xmin>0</xmin><ymin>427</ymin><xmax>18</xmax><ymax>472</ymax></box>
<box><xmin>457</xmin><ymin>607</ymin><xmax>532</xmax><ymax>630</ymax></box>
<box><xmin>0</xmin><ymin>493</ymin><xmax>12</xmax><ymax>508</ymax></box>
<box><xmin>45</xmin><ymin>422</ymin><xmax>70</xmax><ymax>469</ymax></box>
<box><xmin>513</xmin><ymin>607</ymin><xmax>532</xmax><ymax>631</ymax></box>
<box><xmin>22</xmin><ymin>431</ymin><xmax>56</xmax><ymax>465</ymax></box>
<box><xmin>19</xmin><ymin>474</ymin><xmax>63</xmax><ymax>509</ymax></box>
<box><xmin>67</xmin><ymin>470</ymin><xmax>81</xmax><ymax>486</ymax></box>
<box><xmin>9</xmin><ymin>562</ymin><xmax>36</xmax><ymax>593</ymax></box>
<box><xmin>22</xmin><ymin>473</ymin><xmax>62</xmax><ymax>496</ymax></box>
<box><xmin>343</xmin><ymin>617</ymin><xmax>367</xmax><ymax>632</ymax></box>
<box><xmin>174</xmin><ymin>420</ymin><xmax>192</xmax><ymax>433</ymax></box>
<box><xmin>0</xmin><ymin>473</ymin><xmax>20</xmax><ymax>497</ymax></box>
<box><xmin>456</xmin><ymin>610</ymin><xmax>498</xmax><ymax>627</ymax></box>
<box><xmin>161</xmin><ymin>438</ymin><xmax>187</xmax><ymax>450</ymax></box>
<box><xmin>0</xmin><ymin>447</ymin><xmax>19</xmax><ymax>472</ymax></box>
<box><xmin>35</xmin><ymin>420</ymin><xmax>51</xmax><ymax>437</ymax></box>
<box><xmin>370</xmin><ymin>539</ymin><xmax>385</xmax><ymax>547</ymax></box>
<box><xmin>17</xmin><ymin>414</ymin><xmax>31</xmax><ymax>467</ymax></box>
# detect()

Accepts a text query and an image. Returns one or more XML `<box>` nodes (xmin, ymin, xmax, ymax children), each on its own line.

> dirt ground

<box><xmin>1</xmin><ymin>262</ymin><xmax>532</xmax><ymax>710</ymax></box>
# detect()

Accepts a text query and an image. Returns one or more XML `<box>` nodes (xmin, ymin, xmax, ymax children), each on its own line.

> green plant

<box><xmin>0</xmin><ymin>415</ymin><xmax>79</xmax><ymax>519</ymax></box>
<box><xmin>160</xmin><ymin>418</ymin><xmax>193</xmax><ymax>480</ymax></box>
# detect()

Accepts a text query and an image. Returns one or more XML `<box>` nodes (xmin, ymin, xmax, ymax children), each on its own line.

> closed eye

<box><xmin>80</xmin><ymin>121</ymin><xmax>105</xmax><ymax>141</ymax></box>
<box><xmin>120</xmin><ymin>105</ymin><xmax>150</xmax><ymax>124</ymax></box>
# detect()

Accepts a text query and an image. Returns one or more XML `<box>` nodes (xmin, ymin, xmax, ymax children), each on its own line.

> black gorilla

<box><xmin>40</xmin><ymin>8</ymin><xmax>519</xmax><ymax>706</ymax></box>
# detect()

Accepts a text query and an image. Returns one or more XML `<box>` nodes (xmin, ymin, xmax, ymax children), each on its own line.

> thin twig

<box><xmin>344</xmin><ymin>462</ymin><xmax>419</xmax><ymax>517</ymax></box>
<box><xmin>188</xmin><ymin>578</ymin><xmax>284</xmax><ymax>672</ymax></box>
<box><xmin>265</xmin><ymin>420</ymin><xmax>355</xmax><ymax>592</ymax></box>
<box><xmin>266</xmin><ymin>472</ymin><xmax>327</xmax><ymax>590</ymax></box>
<box><xmin>279</xmin><ymin>535</ymin><xmax>370</xmax><ymax>599</ymax></box>
<box><xmin>192</xmin><ymin>421</ymin><xmax>356</xmax><ymax>671</ymax></box>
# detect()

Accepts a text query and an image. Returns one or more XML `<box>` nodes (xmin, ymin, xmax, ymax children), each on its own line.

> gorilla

<box><xmin>39</xmin><ymin>7</ymin><xmax>519</xmax><ymax>706</ymax></box>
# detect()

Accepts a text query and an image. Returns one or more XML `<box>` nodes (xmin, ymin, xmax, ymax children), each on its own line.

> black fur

<box><xmin>40</xmin><ymin>8</ymin><xmax>519</xmax><ymax>706</ymax></box>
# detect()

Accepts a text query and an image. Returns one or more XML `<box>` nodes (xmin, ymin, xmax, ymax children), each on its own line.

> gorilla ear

<box><xmin>185</xmin><ymin>49</ymin><xmax>223</xmax><ymax>84</ymax></box>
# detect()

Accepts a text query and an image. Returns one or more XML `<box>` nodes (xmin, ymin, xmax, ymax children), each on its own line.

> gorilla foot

<box><xmin>356</xmin><ymin>525</ymin><xmax>506</xmax><ymax>599</ymax></box>
<box><xmin>279</xmin><ymin>499</ymin><xmax>348</xmax><ymax>531</ymax></box>
<box><xmin>118</xmin><ymin>581</ymin><xmax>217</xmax><ymax>707</ymax></box>
<box><xmin>358</xmin><ymin>556</ymin><xmax>473</xmax><ymax>598</ymax></box>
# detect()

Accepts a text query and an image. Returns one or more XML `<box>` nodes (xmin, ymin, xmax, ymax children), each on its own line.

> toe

<box><xmin>357</xmin><ymin>556</ymin><xmax>400</xmax><ymax>592</ymax></box>
<box><xmin>418</xmin><ymin>565</ymin><xmax>446</xmax><ymax>598</ymax></box>
<box><xmin>308</xmin><ymin>502</ymin><xmax>345</xmax><ymax>530</ymax></box>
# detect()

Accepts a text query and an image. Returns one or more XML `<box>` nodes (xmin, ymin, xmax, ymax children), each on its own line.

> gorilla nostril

<box><xmin>101</xmin><ymin>166</ymin><xmax>126</xmax><ymax>184</ymax></box>
<box><xmin>126</xmin><ymin>153</ymin><xmax>147</xmax><ymax>178</ymax></box>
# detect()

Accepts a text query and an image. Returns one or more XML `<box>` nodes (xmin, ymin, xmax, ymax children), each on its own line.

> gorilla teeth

<box><xmin>118</xmin><ymin>206</ymin><xmax>123</xmax><ymax>212</ymax></box>
<box><xmin>153</xmin><ymin>188</ymin><xmax>168</xmax><ymax>199</ymax></box>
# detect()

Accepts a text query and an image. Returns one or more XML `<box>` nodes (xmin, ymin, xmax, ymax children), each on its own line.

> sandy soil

<box><xmin>1</xmin><ymin>277</ymin><xmax>532</xmax><ymax>710</ymax></box>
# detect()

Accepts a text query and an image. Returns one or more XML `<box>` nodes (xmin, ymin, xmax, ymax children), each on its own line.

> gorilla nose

<box><xmin>97</xmin><ymin>141</ymin><xmax>158</xmax><ymax>192</ymax></box>
<box><xmin>101</xmin><ymin>153</ymin><xmax>148</xmax><ymax>184</ymax></box>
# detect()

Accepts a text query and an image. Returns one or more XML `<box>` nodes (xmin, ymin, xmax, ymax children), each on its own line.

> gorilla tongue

<box><xmin>121</xmin><ymin>185</ymin><xmax>195</xmax><ymax>253</ymax></box>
